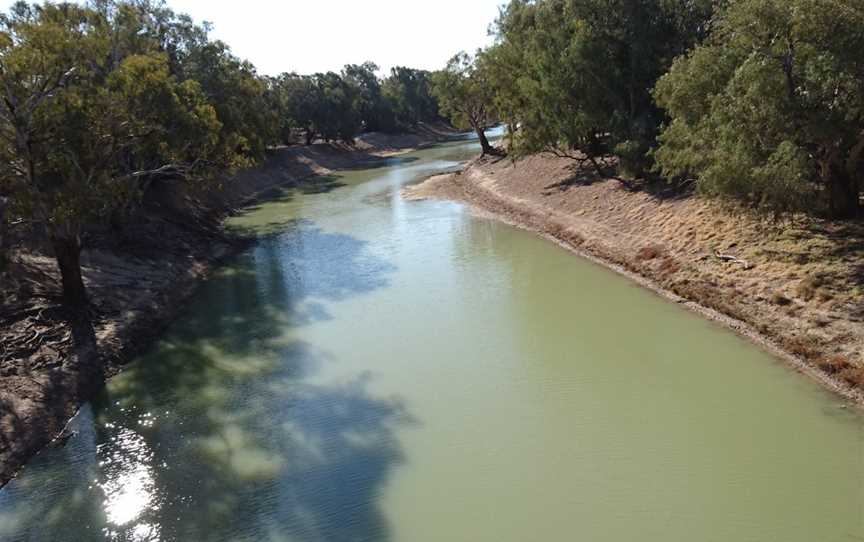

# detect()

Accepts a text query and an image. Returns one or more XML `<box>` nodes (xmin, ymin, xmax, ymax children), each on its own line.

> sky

<box><xmin>178</xmin><ymin>0</ymin><xmax>505</xmax><ymax>75</ymax></box>
<box><xmin>11</xmin><ymin>0</ymin><xmax>505</xmax><ymax>76</ymax></box>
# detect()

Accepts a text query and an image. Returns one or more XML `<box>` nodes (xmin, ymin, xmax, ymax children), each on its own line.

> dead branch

<box><xmin>714</xmin><ymin>250</ymin><xmax>754</xmax><ymax>270</ymax></box>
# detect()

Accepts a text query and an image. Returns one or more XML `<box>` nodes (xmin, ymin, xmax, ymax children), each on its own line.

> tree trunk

<box><xmin>51</xmin><ymin>233</ymin><xmax>103</xmax><ymax>387</ymax></box>
<box><xmin>474</xmin><ymin>125</ymin><xmax>493</xmax><ymax>156</ymax></box>
<box><xmin>826</xmin><ymin>170</ymin><xmax>860</xmax><ymax>219</ymax></box>
<box><xmin>51</xmin><ymin>234</ymin><xmax>88</xmax><ymax>308</ymax></box>
<box><xmin>0</xmin><ymin>196</ymin><xmax>8</xmax><ymax>272</ymax></box>
<box><xmin>819</xmin><ymin>145</ymin><xmax>861</xmax><ymax>218</ymax></box>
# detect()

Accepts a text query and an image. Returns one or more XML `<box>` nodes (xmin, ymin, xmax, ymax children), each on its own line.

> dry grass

<box><xmin>783</xmin><ymin>336</ymin><xmax>822</xmax><ymax>361</ymax></box>
<box><xmin>816</xmin><ymin>355</ymin><xmax>853</xmax><ymax>375</ymax></box>
<box><xmin>794</xmin><ymin>274</ymin><xmax>830</xmax><ymax>302</ymax></box>
<box><xmin>635</xmin><ymin>245</ymin><xmax>664</xmax><ymax>261</ymax></box>
<box><xmin>657</xmin><ymin>257</ymin><xmax>681</xmax><ymax>278</ymax></box>
<box><xmin>771</xmin><ymin>292</ymin><xmax>792</xmax><ymax>306</ymax></box>
<box><xmin>672</xmin><ymin>279</ymin><xmax>749</xmax><ymax>322</ymax></box>
<box><xmin>839</xmin><ymin>366</ymin><xmax>864</xmax><ymax>389</ymax></box>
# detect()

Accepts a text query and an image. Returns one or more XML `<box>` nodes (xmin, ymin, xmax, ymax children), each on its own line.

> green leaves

<box><xmin>0</xmin><ymin>1</ymin><xmax>267</xmax><ymax>237</ymax></box>
<box><xmin>489</xmin><ymin>0</ymin><xmax>713</xmax><ymax>175</ymax></box>
<box><xmin>382</xmin><ymin>67</ymin><xmax>439</xmax><ymax>129</ymax></box>
<box><xmin>431</xmin><ymin>51</ymin><xmax>496</xmax><ymax>152</ymax></box>
<box><xmin>654</xmin><ymin>0</ymin><xmax>864</xmax><ymax>217</ymax></box>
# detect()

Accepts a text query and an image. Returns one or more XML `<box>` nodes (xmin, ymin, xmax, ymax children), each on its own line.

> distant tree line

<box><xmin>0</xmin><ymin>0</ymin><xmax>443</xmax><ymax>367</ymax></box>
<box><xmin>268</xmin><ymin>62</ymin><xmax>440</xmax><ymax>146</ymax></box>
<box><xmin>433</xmin><ymin>0</ymin><xmax>864</xmax><ymax>219</ymax></box>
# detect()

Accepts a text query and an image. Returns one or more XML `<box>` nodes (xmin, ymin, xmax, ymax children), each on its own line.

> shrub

<box><xmin>636</xmin><ymin>245</ymin><xmax>664</xmax><ymax>261</ymax></box>
<box><xmin>817</xmin><ymin>355</ymin><xmax>852</xmax><ymax>375</ymax></box>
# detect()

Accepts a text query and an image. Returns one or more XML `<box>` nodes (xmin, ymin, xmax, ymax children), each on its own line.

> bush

<box><xmin>654</xmin><ymin>0</ymin><xmax>864</xmax><ymax>218</ymax></box>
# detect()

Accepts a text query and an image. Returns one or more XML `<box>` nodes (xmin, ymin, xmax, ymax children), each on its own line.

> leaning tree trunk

<box><xmin>474</xmin><ymin>124</ymin><xmax>493</xmax><ymax>156</ymax></box>
<box><xmin>50</xmin><ymin>233</ymin><xmax>103</xmax><ymax>388</ymax></box>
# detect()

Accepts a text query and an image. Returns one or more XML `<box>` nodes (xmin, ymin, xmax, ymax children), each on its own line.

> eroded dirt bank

<box><xmin>0</xmin><ymin>126</ymin><xmax>454</xmax><ymax>486</ymax></box>
<box><xmin>405</xmin><ymin>153</ymin><xmax>864</xmax><ymax>405</ymax></box>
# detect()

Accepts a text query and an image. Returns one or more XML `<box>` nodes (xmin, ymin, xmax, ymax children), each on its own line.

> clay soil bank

<box><xmin>405</xmin><ymin>153</ymin><xmax>864</xmax><ymax>406</ymax></box>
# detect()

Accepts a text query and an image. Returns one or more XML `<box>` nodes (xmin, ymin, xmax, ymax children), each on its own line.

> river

<box><xmin>1</xmin><ymin>132</ymin><xmax>863</xmax><ymax>541</ymax></box>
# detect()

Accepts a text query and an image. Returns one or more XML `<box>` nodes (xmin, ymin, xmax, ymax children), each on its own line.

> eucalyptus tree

<box><xmin>0</xmin><ymin>2</ymin><xmax>233</xmax><ymax>363</ymax></box>
<box><xmin>343</xmin><ymin>62</ymin><xmax>388</xmax><ymax>132</ymax></box>
<box><xmin>313</xmin><ymin>71</ymin><xmax>362</xmax><ymax>143</ymax></box>
<box><xmin>432</xmin><ymin>52</ymin><xmax>497</xmax><ymax>155</ymax></box>
<box><xmin>654</xmin><ymin>0</ymin><xmax>864</xmax><ymax>217</ymax></box>
<box><xmin>382</xmin><ymin>67</ymin><xmax>439</xmax><ymax>127</ymax></box>
<box><xmin>492</xmin><ymin>0</ymin><xmax>714</xmax><ymax>176</ymax></box>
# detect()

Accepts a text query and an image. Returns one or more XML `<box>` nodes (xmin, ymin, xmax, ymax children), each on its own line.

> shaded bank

<box><xmin>405</xmin><ymin>153</ymin><xmax>864</xmax><ymax>406</ymax></box>
<box><xmin>0</xmin><ymin>125</ymin><xmax>455</xmax><ymax>487</ymax></box>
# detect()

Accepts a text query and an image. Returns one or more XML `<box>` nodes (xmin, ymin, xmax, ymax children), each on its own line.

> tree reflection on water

<box><xmin>0</xmin><ymin>221</ymin><xmax>413</xmax><ymax>542</ymax></box>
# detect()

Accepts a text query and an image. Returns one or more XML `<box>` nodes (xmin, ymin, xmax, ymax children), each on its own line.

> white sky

<box><xmin>5</xmin><ymin>0</ymin><xmax>505</xmax><ymax>76</ymax></box>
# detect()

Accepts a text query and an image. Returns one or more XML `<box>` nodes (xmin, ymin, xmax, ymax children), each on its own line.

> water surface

<box><xmin>2</xmin><ymin>133</ymin><xmax>863</xmax><ymax>541</ymax></box>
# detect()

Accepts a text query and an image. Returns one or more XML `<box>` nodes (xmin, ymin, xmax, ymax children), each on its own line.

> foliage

<box><xmin>343</xmin><ymin>62</ymin><xmax>392</xmax><ymax>133</ymax></box>
<box><xmin>266</xmin><ymin>64</ymin><xmax>442</xmax><ymax>145</ymax></box>
<box><xmin>313</xmin><ymin>71</ymin><xmax>362</xmax><ymax>143</ymax></box>
<box><xmin>489</xmin><ymin>0</ymin><xmax>714</xmax><ymax>176</ymax></box>
<box><xmin>654</xmin><ymin>0</ymin><xmax>864</xmax><ymax>217</ymax></box>
<box><xmin>382</xmin><ymin>66</ymin><xmax>440</xmax><ymax>128</ymax></box>
<box><xmin>0</xmin><ymin>0</ymin><xmax>451</xmax><ymax>322</ymax></box>
<box><xmin>431</xmin><ymin>51</ymin><xmax>497</xmax><ymax>155</ymax></box>
<box><xmin>0</xmin><ymin>2</ymin><xmax>226</xmax><ymax>245</ymax></box>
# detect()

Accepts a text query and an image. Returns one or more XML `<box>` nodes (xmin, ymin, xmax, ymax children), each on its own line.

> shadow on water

<box><xmin>297</xmin><ymin>175</ymin><xmax>348</xmax><ymax>195</ymax></box>
<box><xmin>0</xmin><ymin>220</ymin><xmax>412</xmax><ymax>542</ymax></box>
<box><xmin>237</xmin><ymin>175</ymin><xmax>345</xmax><ymax>216</ymax></box>
<box><xmin>238</xmin><ymin>154</ymin><xmax>421</xmax><ymax>214</ymax></box>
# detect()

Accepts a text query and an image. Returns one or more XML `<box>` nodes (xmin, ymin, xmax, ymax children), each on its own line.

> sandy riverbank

<box><xmin>0</xmin><ymin>125</ymin><xmax>455</xmax><ymax>486</ymax></box>
<box><xmin>405</xmin><ymin>153</ymin><xmax>864</xmax><ymax>406</ymax></box>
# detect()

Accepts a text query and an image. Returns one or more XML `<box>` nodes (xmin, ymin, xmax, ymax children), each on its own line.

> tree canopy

<box><xmin>654</xmin><ymin>0</ymin><xmax>864</xmax><ymax>217</ymax></box>
<box><xmin>431</xmin><ymin>0</ymin><xmax>863</xmax><ymax>218</ymax></box>
<box><xmin>432</xmin><ymin>52</ymin><xmax>498</xmax><ymax>155</ymax></box>
<box><xmin>0</xmin><ymin>0</ymin><xmax>447</xmax><ymax>366</ymax></box>
<box><xmin>485</xmin><ymin>0</ymin><xmax>714</xmax><ymax>176</ymax></box>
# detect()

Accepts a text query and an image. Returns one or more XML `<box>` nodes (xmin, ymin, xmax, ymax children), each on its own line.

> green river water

<box><xmin>1</xmin><ymin>132</ymin><xmax>863</xmax><ymax>541</ymax></box>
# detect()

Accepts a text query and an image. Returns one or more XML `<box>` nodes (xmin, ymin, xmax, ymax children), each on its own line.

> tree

<box><xmin>313</xmin><ymin>71</ymin><xmax>361</xmax><ymax>143</ymax></box>
<box><xmin>0</xmin><ymin>2</ymin><xmax>229</xmax><ymax>367</ymax></box>
<box><xmin>343</xmin><ymin>62</ymin><xmax>387</xmax><ymax>132</ymax></box>
<box><xmin>271</xmin><ymin>71</ymin><xmax>362</xmax><ymax>145</ymax></box>
<box><xmin>273</xmin><ymin>73</ymin><xmax>319</xmax><ymax>145</ymax></box>
<box><xmin>176</xmin><ymin>39</ymin><xmax>274</xmax><ymax>164</ymax></box>
<box><xmin>491</xmin><ymin>0</ymin><xmax>714</xmax><ymax>176</ymax></box>
<box><xmin>432</xmin><ymin>52</ymin><xmax>497</xmax><ymax>155</ymax></box>
<box><xmin>479</xmin><ymin>42</ymin><xmax>525</xmax><ymax>148</ymax></box>
<box><xmin>382</xmin><ymin>66</ymin><xmax>439</xmax><ymax>128</ymax></box>
<box><xmin>0</xmin><ymin>193</ymin><xmax>8</xmax><ymax>273</ymax></box>
<box><xmin>654</xmin><ymin>0</ymin><xmax>864</xmax><ymax>217</ymax></box>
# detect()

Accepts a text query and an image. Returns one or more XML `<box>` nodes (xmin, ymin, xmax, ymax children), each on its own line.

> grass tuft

<box><xmin>636</xmin><ymin>245</ymin><xmax>664</xmax><ymax>261</ymax></box>
<box><xmin>839</xmin><ymin>366</ymin><xmax>864</xmax><ymax>389</ymax></box>
<box><xmin>771</xmin><ymin>292</ymin><xmax>792</xmax><ymax>306</ymax></box>
<box><xmin>816</xmin><ymin>355</ymin><xmax>852</xmax><ymax>374</ymax></box>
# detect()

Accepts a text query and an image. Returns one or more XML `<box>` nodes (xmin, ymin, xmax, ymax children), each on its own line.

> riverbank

<box><xmin>405</xmin><ymin>153</ymin><xmax>864</xmax><ymax>405</ymax></box>
<box><xmin>0</xmin><ymin>125</ymin><xmax>455</xmax><ymax>486</ymax></box>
